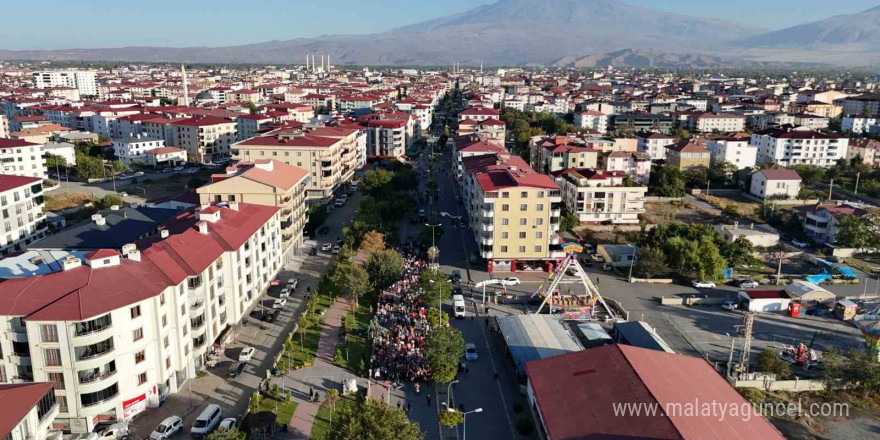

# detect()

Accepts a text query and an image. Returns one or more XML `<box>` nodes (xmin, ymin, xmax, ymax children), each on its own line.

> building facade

<box><xmin>752</xmin><ymin>128</ymin><xmax>848</xmax><ymax>168</ymax></box>
<box><xmin>556</xmin><ymin>169</ymin><xmax>647</xmax><ymax>224</ymax></box>
<box><xmin>170</xmin><ymin>117</ymin><xmax>238</xmax><ymax>164</ymax></box>
<box><xmin>0</xmin><ymin>139</ymin><xmax>48</xmax><ymax>179</ymax></box>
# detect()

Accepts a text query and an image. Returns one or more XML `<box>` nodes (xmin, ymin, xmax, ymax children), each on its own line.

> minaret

<box><xmin>327</xmin><ymin>53</ymin><xmax>331</xmax><ymax>71</ymax></box>
<box><xmin>306</xmin><ymin>53</ymin><xmax>310</xmax><ymax>70</ymax></box>
<box><xmin>480</xmin><ymin>61</ymin><xmax>483</xmax><ymax>75</ymax></box>
<box><xmin>321</xmin><ymin>53</ymin><xmax>325</xmax><ymax>72</ymax></box>
<box><xmin>181</xmin><ymin>64</ymin><xmax>189</xmax><ymax>107</ymax></box>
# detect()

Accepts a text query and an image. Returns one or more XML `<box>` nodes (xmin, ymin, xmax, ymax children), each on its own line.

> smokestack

<box><xmin>181</xmin><ymin>64</ymin><xmax>189</xmax><ymax>107</ymax></box>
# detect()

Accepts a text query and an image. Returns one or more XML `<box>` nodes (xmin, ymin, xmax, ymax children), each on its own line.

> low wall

<box><xmin>660</xmin><ymin>296</ymin><xmax>728</xmax><ymax>306</ymax></box>
<box><xmin>731</xmin><ymin>377</ymin><xmax>825</xmax><ymax>392</ymax></box>
<box><xmin>645</xmin><ymin>196</ymin><xmax>684</xmax><ymax>202</ymax></box>
<box><xmin>582</xmin><ymin>224</ymin><xmax>652</xmax><ymax>232</ymax></box>
<box><xmin>631</xmin><ymin>278</ymin><xmax>674</xmax><ymax>284</ymax></box>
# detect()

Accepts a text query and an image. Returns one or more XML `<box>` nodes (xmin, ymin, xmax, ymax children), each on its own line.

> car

<box><xmin>263</xmin><ymin>309</ymin><xmax>280</xmax><ymax>323</ymax></box>
<box><xmin>334</xmin><ymin>199</ymin><xmax>344</xmax><ymax>208</ymax></box>
<box><xmin>418</xmin><ymin>209</ymin><xmax>426</xmax><ymax>218</ymax></box>
<box><xmin>272</xmin><ymin>298</ymin><xmax>287</xmax><ymax>309</ymax></box>
<box><xmin>450</xmin><ymin>270</ymin><xmax>462</xmax><ymax>283</ymax></box>
<box><xmin>172</xmin><ymin>166</ymin><xmax>185</xmax><ymax>171</ymax></box>
<box><xmin>791</xmin><ymin>239</ymin><xmax>809</xmax><ymax>248</ymax></box>
<box><xmin>721</xmin><ymin>300</ymin><xmax>739</xmax><ymax>311</ymax></box>
<box><xmin>580</xmin><ymin>257</ymin><xmax>593</xmax><ymax>267</ymax></box>
<box><xmin>502</xmin><ymin>276</ymin><xmax>520</xmax><ymax>286</ymax></box>
<box><xmin>320</xmin><ymin>243</ymin><xmax>332</xmax><ymax>252</ymax></box>
<box><xmin>279</xmin><ymin>287</ymin><xmax>291</xmax><ymax>299</ymax></box>
<box><xmin>465</xmin><ymin>343</ymin><xmax>478</xmax><ymax>361</ymax></box>
<box><xmin>150</xmin><ymin>416</ymin><xmax>183</xmax><ymax>440</ymax></box>
<box><xmin>692</xmin><ymin>280</ymin><xmax>716</xmax><ymax>289</ymax></box>
<box><xmin>238</xmin><ymin>346</ymin><xmax>256</xmax><ymax>362</ymax></box>
<box><xmin>317</xmin><ymin>226</ymin><xmax>329</xmax><ymax>235</ymax></box>
<box><xmin>332</xmin><ymin>245</ymin><xmax>341</xmax><ymax>254</ymax></box>
<box><xmin>336</xmin><ymin>236</ymin><xmax>344</xmax><ymax>245</ymax></box>
<box><xmin>590</xmin><ymin>254</ymin><xmax>605</xmax><ymax>263</ymax></box>
<box><xmin>133</xmin><ymin>171</ymin><xmax>145</xmax><ymax>177</ymax></box>
<box><xmin>218</xmin><ymin>419</ymin><xmax>237</xmax><ymax>432</ymax></box>
<box><xmin>308</xmin><ymin>247</ymin><xmax>318</xmax><ymax>256</ymax></box>
<box><xmin>119</xmin><ymin>192</ymin><xmax>128</xmax><ymax>197</ymax></box>
<box><xmin>184</xmin><ymin>168</ymin><xmax>199</xmax><ymax>174</ymax></box>
<box><xmin>738</xmin><ymin>279</ymin><xmax>759</xmax><ymax>289</ymax></box>
<box><xmin>226</xmin><ymin>361</ymin><xmax>246</xmax><ymax>379</ymax></box>
<box><xmin>287</xmin><ymin>278</ymin><xmax>299</xmax><ymax>290</ymax></box>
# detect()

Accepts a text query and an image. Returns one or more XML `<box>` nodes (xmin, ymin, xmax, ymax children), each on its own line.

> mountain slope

<box><xmin>735</xmin><ymin>6</ymin><xmax>880</xmax><ymax>48</ymax></box>
<box><xmin>1</xmin><ymin>0</ymin><xmax>763</xmax><ymax>65</ymax></box>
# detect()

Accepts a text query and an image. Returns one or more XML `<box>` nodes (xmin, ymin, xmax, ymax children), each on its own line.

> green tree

<box><xmin>756</xmin><ymin>348</ymin><xmax>791</xmax><ymax>380</ymax></box>
<box><xmin>419</xmin><ymin>225</ymin><xmax>444</xmax><ymax>248</ymax></box>
<box><xmin>332</xmin><ymin>263</ymin><xmax>370</xmax><ymax>305</ymax></box>
<box><xmin>790</xmin><ymin>165</ymin><xmax>825</xmax><ymax>186</ymax></box>
<box><xmin>361</xmin><ymin>170</ymin><xmax>394</xmax><ymax>196</ymax></box>
<box><xmin>328</xmin><ymin>398</ymin><xmax>423</xmax><ymax>440</ymax></box>
<box><xmin>46</xmin><ymin>154</ymin><xmax>67</xmax><ymax>170</ymax></box>
<box><xmin>633</xmin><ymin>247</ymin><xmax>669</xmax><ymax>279</ymax></box>
<box><xmin>438</xmin><ymin>409</ymin><xmax>464</xmax><ymax>428</ymax></box>
<box><xmin>248</xmin><ymin>391</ymin><xmax>261</xmax><ymax>413</ymax></box>
<box><xmin>648</xmin><ymin>166</ymin><xmax>685</xmax><ymax>197</ymax></box>
<box><xmin>424</xmin><ymin>326</ymin><xmax>466</xmax><ymax>383</ymax></box>
<box><xmin>96</xmin><ymin>194</ymin><xmax>125</xmax><ymax>209</ymax></box>
<box><xmin>560</xmin><ymin>213</ymin><xmax>579</xmax><ymax>232</ymax></box>
<box><xmin>426</xmin><ymin>308</ymin><xmax>449</xmax><ymax>327</ymax></box>
<box><xmin>244</xmin><ymin>102</ymin><xmax>258</xmax><ymax>114</ymax></box>
<box><xmin>418</xmin><ymin>268</ymin><xmax>453</xmax><ymax>307</ymax></box>
<box><xmin>683</xmin><ymin>167</ymin><xmax>709</xmax><ymax>188</ymax></box>
<box><xmin>711</xmin><ymin>160</ymin><xmax>738</xmax><ymax>185</ymax></box>
<box><xmin>364</xmin><ymin>249</ymin><xmax>405</xmax><ymax>291</ymax></box>
<box><xmin>721</xmin><ymin>204</ymin><xmax>740</xmax><ymax>218</ymax></box>
<box><xmin>72</xmin><ymin>153</ymin><xmax>105</xmax><ymax>179</ymax></box>
<box><xmin>673</xmin><ymin>128</ymin><xmax>691</xmax><ymax>140</ymax></box>
<box><xmin>835</xmin><ymin>215</ymin><xmax>878</xmax><ymax>249</ymax></box>
<box><xmin>207</xmin><ymin>428</ymin><xmax>246</xmax><ymax>440</ymax></box>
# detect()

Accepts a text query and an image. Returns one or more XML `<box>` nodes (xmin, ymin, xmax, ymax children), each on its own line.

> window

<box><xmin>501</xmin><ymin>218</ymin><xmax>509</xmax><ymax>226</ymax></box>
<box><xmin>535</xmin><ymin>231</ymin><xmax>543</xmax><ymax>238</ymax></box>
<box><xmin>133</xmin><ymin>327</ymin><xmax>143</xmax><ymax>342</ymax></box>
<box><xmin>130</xmin><ymin>305</ymin><xmax>141</xmax><ymax>319</ymax></box>
<box><xmin>520</xmin><ymin>191</ymin><xmax>528</xmax><ymax>198</ymax></box>
<box><xmin>519</xmin><ymin>204</ymin><xmax>527</xmax><ymax>211</ymax></box>
<box><xmin>159</xmin><ymin>293</ymin><xmax>165</xmax><ymax>305</ymax></box>
<box><xmin>58</xmin><ymin>396</ymin><xmax>68</xmax><ymax>413</ymax></box>
<box><xmin>135</xmin><ymin>350</ymin><xmax>145</xmax><ymax>364</ymax></box>
<box><xmin>519</xmin><ymin>246</ymin><xmax>526</xmax><ymax>252</ymax></box>
<box><xmin>501</xmin><ymin>204</ymin><xmax>509</xmax><ymax>211</ymax></box>
<box><xmin>161</xmin><ymin>315</ymin><xmax>167</xmax><ymax>327</ymax></box>
<box><xmin>535</xmin><ymin>218</ymin><xmax>544</xmax><ymax>226</ymax></box>
<box><xmin>534</xmin><ymin>245</ymin><xmax>542</xmax><ymax>252</ymax></box>
<box><xmin>520</xmin><ymin>218</ymin><xmax>527</xmax><ymax>226</ymax></box>
<box><xmin>40</xmin><ymin>325</ymin><xmax>58</xmax><ymax>343</ymax></box>
<box><xmin>500</xmin><ymin>246</ymin><xmax>508</xmax><ymax>252</ymax></box>
<box><xmin>138</xmin><ymin>372</ymin><xmax>147</xmax><ymax>385</ymax></box>
<box><xmin>44</xmin><ymin>348</ymin><xmax>62</xmax><ymax>367</ymax></box>
<box><xmin>181</xmin><ymin>305</ymin><xmax>186</xmax><ymax>316</ymax></box>
<box><xmin>501</xmin><ymin>192</ymin><xmax>509</xmax><ymax>198</ymax></box>
<box><xmin>48</xmin><ymin>372</ymin><xmax>65</xmax><ymax>389</ymax></box>
<box><xmin>166</xmin><ymin>357</ymin><xmax>171</xmax><ymax>369</ymax></box>
<box><xmin>501</xmin><ymin>232</ymin><xmax>509</xmax><ymax>239</ymax></box>
<box><xmin>519</xmin><ymin>232</ymin><xmax>527</xmax><ymax>239</ymax></box>
<box><xmin>536</xmin><ymin>204</ymin><xmax>544</xmax><ymax>211</ymax></box>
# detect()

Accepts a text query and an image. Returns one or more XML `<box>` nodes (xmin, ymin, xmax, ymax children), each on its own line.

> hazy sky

<box><xmin>3</xmin><ymin>0</ymin><xmax>877</xmax><ymax>50</ymax></box>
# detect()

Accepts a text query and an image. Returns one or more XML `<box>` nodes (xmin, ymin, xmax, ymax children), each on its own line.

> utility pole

<box><xmin>627</xmin><ymin>246</ymin><xmax>637</xmax><ymax>283</ymax></box>
<box><xmin>726</xmin><ymin>337</ymin><xmax>736</xmax><ymax>379</ymax></box>
<box><xmin>739</xmin><ymin>312</ymin><xmax>756</xmax><ymax>375</ymax></box>
<box><xmin>828</xmin><ymin>178</ymin><xmax>834</xmax><ymax>201</ymax></box>
<box><xmin>855</xmin><ymin>172</ymin><xmax>861</xmax><ymax>194</ymax></box>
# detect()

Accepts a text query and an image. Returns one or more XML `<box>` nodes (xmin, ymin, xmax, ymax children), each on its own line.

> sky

<box><xmin>2</xmin><ymin>0</ymin><xmax>878</xmax><ymax>50</ymax></box>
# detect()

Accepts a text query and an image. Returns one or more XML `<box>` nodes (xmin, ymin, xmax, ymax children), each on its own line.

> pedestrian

<box><xmin>427</xmin><ymin>395</ymin><xmax>432</xmax><ymax>406</ymax></box>
<box><xmin>596</xmin><ymin>277</ymin><xmax>600</xmax><ymax>286</ymax></box>
<box><xmin>406</xmin><ymin>402</ymin><xmax>412</xmax><ymax>414</ymax></box>
<box><xmin>397</xmin><ymin>401</ymin><xmax>402</xmax><ymax>409</ymax></box>
<box><xmin>309</xmin><ymin>386</ymin><xmax>314</xmax><ymax>400</ymax></box>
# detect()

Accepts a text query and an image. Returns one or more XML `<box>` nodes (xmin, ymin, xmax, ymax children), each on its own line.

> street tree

<box><xmin>417</xmin><ymin>268</ymin><xmax>453</xmax><ymax>307</ymax></box>
<box><xmin>424</xmin><ymin>326</ymin><xmax>466</xmax><ymax>383</ymax></box>
<box><xmin>328</xmin><ymin>398</ymin><xmax>423</xmax><ymax>440</ymax></box>
<box><xmin>633</xmin><ymin>247</ymin><xmax>669</xmax><ymax>279</ymax></box>
<box><xmin>359</xmin><ymin>230</ymin><xmax>386</xmax><ymax>253</ymax></box>
<box><xmin>756</xmin><ymin>348</ymin><xmax>791</xmax><ymax>380</ymax></box>
<box><xmin>835</xmin><ymin>215</ymin><xmax>878</xmax><ymax>249</ymax></box>
<box><xmin>648</xmin><ymin>166</ymin><xmax>685</xmax><ymax>197</ymax></box>
<box><xmin>426</xmin><ymin>308</ymin><xmax>449</xmax><ymax>327</ymax></box>
<box><xmin>364</xmin><ymin>249</ymin><xmax>405</xmax><ymax>291</ymax></box>
<box><xmin>332</xmin><ymin>263</ymin><xmax>370</xmax><ymax>306</ymax></box>
<box><xmin>361</xmin><ymin>170</ymin><xmax>394</xmax><ymax>196</ymax></box>
<box><xmin>438</xmin><ymin>409</ymin><xmax>464</xmax><ymax>427</ymax></box>
<box><xmin>560</xmin><ymin>213</ymin><xmax>579</xmax><ymax>232</ymax></box>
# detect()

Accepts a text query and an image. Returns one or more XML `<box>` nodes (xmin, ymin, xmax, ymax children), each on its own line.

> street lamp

<box><xmin>429</xmin><ymin>279</ymin><xmax>452</xmax><ymax>315</ymax></box>
<box><xmin>445</xmin><ymin>380</ymin><xmax>459</xmax><ymax>407</ymax></box>
<box><xmin>442</xmin><ymin>404</ymin><xmax>482</xmax><ymax>440</ymax></box>
<box><xmin>425</xmin><ymin>222</ymin><xmax>442</xmax><ymax>271</ymax></box>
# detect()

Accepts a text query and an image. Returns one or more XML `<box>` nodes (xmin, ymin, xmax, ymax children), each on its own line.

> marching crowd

<box><xmin>370</xmin><ymin>248</ymin><xmax>439</xmax><ymax>388</ymax></box>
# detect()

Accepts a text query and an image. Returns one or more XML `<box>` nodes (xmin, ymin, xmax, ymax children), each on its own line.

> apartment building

<box><xmin>236</xmin><ymin>114</ymin><xmax>274</xmax><ymax>141</ymax></box>
<box><xmin>0</xmin><ymin>202</ymin><xmax>282</xmax><ymax>433</ymax></box>
<box><xmin>365</xmin><ymin>119</ymin><xmax>408</xmax><ymax>159</ymax></box>
<box><xmin>197</xmin><ymin>160</ymin><xmax>309</xmax><ymax>262</ymax></box>
<box><xmin>636</xmin><ymin>132</ymin><xmax>675</xmax><ymax>161</ymax></box>
<box><xmin>846</xmin><ymin>138</ymin><xmax>880</xmax><ymax>167</ymax></box>
<box><xmin>841</xmin><ymin>116</ymin><xmax>878</xmax><ymax>134</ymax></box>
<box><xmin>529</xmin><ymin>136</ymin><xmax>599</xmax><ymax>174</ymax></box>
<box><xmin>706</xmin><ymin>133</ymin><xmax>757</xmax><ymax>170</ymax></box>
<box><xmin>0</xmin><ymin>175</ymin><xmax>47</xmax><ymax>256</ymax></box>
<box><xmin>461</xmin><ymin>154</ymin><xmax>563</xmax><ymax>273</ymax></box>
<box><xmin>0</xmin><ymin>139</ymin><xmax>48</xmax><ymax>179</ymax></box>
<box><xmin>169</xmin><ymin>116</ymin><xmax>238</xmax><ymax>164</ymax></box>
<box><xmin>0</xmin><ymin>115</ymin><xmax>8</xmax><ymax>138</ymax></box>
<box><xmin>456</xmin><ymin>118</ymin><xmax>506</xmax><ymax>140</ymax></box>
<box><xmin>458</xmin><ymin>107</ymin><xmax>500</xmax><ymax>122</ymax></box>
<box><xmin>800</xmin><ymin>203</ymin><xmax>873</xmax><ymax>244</ymax></box>
<box><xmin>452</xmin><ymin>136</ymin><xmax>506</xmax><ymax>179</ymax></box>
<box><xmin>841</xmin><ymin>94</ymin><xmax>880</xmax><ymax>118</ymax></box>
<box><xmin>555</xmin><ymin>169</ymin><xmax>647</xmax><ymax>224</ymax></box>
<box><xmin>143</xmin><ymin>147</ymin><xmax>187</xmax><ymax>168</ymax></box>
<box><xmin>603</xmin><ymin>151</ymin><xmax>651</xmax><ymax>184</ymax></box>
<box><xmin>666</xmin><ymin>139</ymin><xmax>710</xmax><ymax>171</ymax></box>
<box><xmin>750</xmin><ymin>169</ymin><xmax>801</xmax><ymax>200</ymax></box>
<box><xmin>112</xmin><ymin>135</ymin><xmax>166</xmax><ymax>165</ymax></box>
<box><xmin>690</xmin><ymin>112</ymin><xmax>746</xmax><ymax>133</ymax></box>
<box><xmin>752</xmin><ymin>127</ymin><xmax>848</xmax><ymax>168</ymax></box>
<box><xmin>574</xmin><ymin>110</ymin><xmax>609</xmax><ymax>133</ymax></box>
<box><xmin>790</xmin><ymin>101</ymin><xmax>840</xmax><ymax>119</ymax></box>
<box><xmin>0</xmin><ymin>383</ymin><xmax>59</xmax><ymax>440</ymax></box>
<box><xmin>232</xmin><ymin>127</ymin><xmax>359</xmax><ymax>202</ymax></box>
<box><xmin>32</xmin><ymin>71</ymin><xmax>98</xmax><ymax>97</ymax></box>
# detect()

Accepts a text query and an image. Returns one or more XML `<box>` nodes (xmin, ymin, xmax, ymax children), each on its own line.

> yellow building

<box><xmin>196</xmin><ymin>159</ymin><xmax>309</xmax><ymax>262</ymax></box>
<box><xmin>790</xmin><ymin>101</ymin><xmax>841</xmax><ymax>119</ymax></box>
<box><xmin>231</xmin><ymin>126</ymin><xmax>360</xmax><ymax>202</ymax></box>
<box><xmin>666</xmin><ymin>139</ymin><xmax>710</xmax><ymax>170</ymax></box>
<box><xmin>170</xmin><ymin>116</ymin><xmax>238</xmax><ymax>163</ymax></box>
<box><xmin>461</xmin><ymin>153</ymin><xmax>564</xmax><ymax>273</ymax></box>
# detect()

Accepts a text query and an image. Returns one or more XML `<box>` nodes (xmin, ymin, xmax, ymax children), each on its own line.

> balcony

<box><xmin>72</xmin><ymin>315</ymin><xmax>112</xmax><ymax>338</ymax></box>
<box><xmin>5</xmin><ymin>329</ymin><xmax>27</xmax><ymax>343</ymax></box>
<box><xmin>75</xmin><ymin>338</ymin><xmax>115</xmax><ymax>362</ymax></box>
<box><xmin>191</xmin><ymin>314</ymin><xmax>206</xmax><ymax>331</ymax></box>
<box><xmin>480</xmin><ymin>209</ymin><xmax>494</xmax><ymax>218</ymax></box>
<box><xmin>481</xmin><ymin>222</ymin><xmax>494</xmax><ymax>232</ymax></box>
<box><xmin>479</xmin><ymin>235</ymin><xmax>494</xmax><ymax>246</ymax></box>
<box><xmin>80</xmin><ymin>383</ymin><xmax>120</xmax><ymax>416</ymax></box>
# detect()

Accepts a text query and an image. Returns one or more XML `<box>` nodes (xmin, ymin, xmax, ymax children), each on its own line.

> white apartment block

<box><xmin>706</xmin><ymin>135</ymin><xmax>758</xmax><ymax>170</ymax></box>
<box><xmin>841</xmin><ymin>116</ymin><xmax>878</xmax><ymax>134</ymax></box>
<box><xmin>636</xmin><ymin>132</ymin><xmax>675</xmax><ymax>161</ymax></box>
<box><xmin>691</xmin><ymin>112</ymin><xmax>746</xmax><ymax>133</ymax></box>
<box><xmin>574</xmin><ymin>111</ymin><xmax>609</xmax><ymax>133</ymax></box>
<box><xmin>0</xmin><ymin>383</ymin><xmax>59</xmax><ymax>440</ymax></box>
<box><xmin>1</xmin><ymin>115</ymin><xmax>9</xmax><ymax>138</ymax></box>
<box><xmin>169</xmin><ymin>117</ymin><xmax>238</xmax><ymax>164</ymax></box>
<box><xmin>752</xmin><ymin>128</ymin><xmax>848</xmax><ymax>168</ymax></box>
<box><xmin>32</xmin><ymin>71</ymin><xmax>98</xmax><ymax>97</ymax></box>
<box><xmin>112</xmin><ymin>135</ymin><xmax>166</xmax><ymax>165</ymax></box>
<box><xmin>0</xmin><ymin>202</ymin><xmax>282</xmax><ymax>433</ymax></box>
<box><xmin>557</xmin><ymin>169</ymin><xmax>647</xmax><ymax>225</ymax></box>
<box><xmin>0</xmin><ymin>139</ymin><xmax>48</xmax><ymax>179</ymax></box>
<box><xmin>236</xmin><ymin>115</ymin><xmax>273</xmax><ymax>141</ymax></box>
<box><xmin>0</xmin><ymin>175</ymin><xmax>47</xmax><ymax>255</ymax></box>
<box><xmin>750</xmin><ymin>170</ymin><xmax>802</xmax><ymax>200</ymax></box>
<box><xmin>842</xmin><ymin>95</ymin><xmax>880</xmax><ymax>118</ymax></box>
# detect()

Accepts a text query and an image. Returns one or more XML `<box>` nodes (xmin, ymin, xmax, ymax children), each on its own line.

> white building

<box><xmin>32</xmin><ymin>71</ymin><xmax>98</xmax><ymax>97</ymax></box>
<box><xmin>706</xmin><ymin>134</ymin><xmax>757</xmax><ymax>170</ymax></box>
<box><xmin>574</xmin><ymin>110</ymin><xmax>608</xmax><ymax>134</ymax></box>
<box><xmin>236</xmin><ymin>114</ymin><xmax>274</xmax><ymax>141</ymax></box>
<box><xmin>0</xmin><ymin>175</ymin><xmax>47</xmax><ymax>255</ymax></box>
<box><xmin>750</xmin><ymin>169</ymin><xmax>801</xmax><ymax>200</ymax></box>
<box><xmin>0</xmin><ymin>202</ymin><xmax>282</xmax><ymax>433</ymax></box>
<box><xmin>0</xmin><ymin>115</ymin><xmax>8</xmax><ymax>138</ymax></box>
<box><xmin>752</xmin><ymin>127</ymin><xmax>848</xmax><ymax>168</ymax></box>
<box><xmin>143</xmin><ymin>147</ymin><xmax>187</xmax><ymax>167</ymax></box>
<box><xmin>0</xmin><ymin>139</ymin><xmax>48</xmax><ymax>179</ymax></box>
<box><xmin>691</xmin><ymin>112</ymin><xmax>746</xmax><ymax>133</ymax></box>
<box><xmin>112</xmin><ymin>135</ymin><xmax>166</xmax><ymax>165</ymax></box>
<box><xmin>636</xmin><ymin>132</ymin><xmax>675</xmax><ymax>161</ymax></box>
<box><xmin>604</xmin><ymin>151</ymin><xmax>651</xmax><ymax>184</ymax></box>
<box><xmin>44</xmin><ymin>142</ymin><xmax>77</xmax><ymax>167</ymax></box>
<box><xmin>841</xmin><ymin>116</ymin><xmax>878</xmax><ymax>134</ymax></box>
<box><xmin>0</xmin><ymin>383</ymin><xmax>59</xmax><ymax>440</ymax></box>
<box><xmin>557</xmin><ymin>169</ymin><xmax>647</xmax><ymax>224</ymax></box>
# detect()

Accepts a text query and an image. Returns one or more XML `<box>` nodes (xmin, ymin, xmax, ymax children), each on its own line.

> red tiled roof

<box><xmin>0</xmin><ymin>139</ymin><xmax>40</xmax><ymax>148</ymax></box>
<box><xmin>0</xmin><ymin>175</ymin><xmax>41</xmax><ymax>192</ymax></box>
<box><xmin>759</xmin><ymin>169</ymin><xmax>801</xmax><ymax>181</ymax></box>
<box><xmin>238</xmin><ymin>134</ymin><xmax>339</xmax><ymax>148</ymax></box>
<box><xmin>0</xmin><ymin>383</ymin><xmax>55</xmax><ymax>439</ymax></box>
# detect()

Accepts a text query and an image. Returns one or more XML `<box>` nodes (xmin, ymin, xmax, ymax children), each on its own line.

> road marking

<box><xmin>477</xmin><ymin>308</ymin><xmax>517</xmax><ymax>439</ymax></box>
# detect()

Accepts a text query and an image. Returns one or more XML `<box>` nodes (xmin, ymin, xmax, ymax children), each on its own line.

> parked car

<box><xmin>590</xmin><ymin>254</ymin><xmax>605</xmax><ymax>263</ymax></box>
<box><xmin>279</xmin><ymin>287</ymin><xmax>291</xmax><ymax>299</ymax></box>
<box><xmin>502</xmin><ymin>276</ymin><xmax>520</xmax><ymax>286</ymax></box>
<box><xmin>317</xmin><ymin>225</ymin><xmax>329</xmax><ymax>235</ymax></box>
<box><xmin>332</xmin><ymin>245</ymin><xmax>341</xmax><ymax>254</ymax></box>
<box><xmin>737</xmin><ymin>279</ymin><xmax>759</xmax><ymax>289</ymax></box>
<box><xmin>272</xmin><ymin>298</ymin><xmax>287</xmax><ymax>309</ymax></box>
<box><xmin>226</xmin><ymin>362</ymin><xmax>246</xmax><ymax>379</ymax></box>
<box><xmin>190</xmin><ymin>405</ymin><xmax>222</xmax><ymax>439</ymax></box>
<box><xmin>308</xmin><ymin>247</ymin><xmax>318</xmax><ymax>256</ymax></box>
<box><xmin>334</xmin><ymin>199</ymin><xmax>344</xmax><ymax>208</ymax></box>
<box><xmin>218</xmin><ymin>419</ymin><xmax>237</xmax><ymax>432</ymax></box>
<box><xmin>238</xmin><ymin>346</ymin><xmax>256</xmax><ymax>362</ymax></box>
<box><xmin>320</xmin><ymin>243</ymin><xmax>332</xmax><ymax>252</ymax></box>
<box><xmin>133</xmin><ymin>171</ymin><xmax>145</xmax><ymax>177</ymax></box>
<box><xmin>287</xmin><ymin>278</ymin><xmax>299</xmax><ymax>290</ymax></box>
<box><xmin>263</xmin><ymin>309</ymin><xmax>280</xmax><ymax>323</ymax></box>
<box><xmin>791</xmin><ymin>239</ymin><xmax>809</xmax><ymax>248</ymax></box>
<box><xmin>150</xmin><ymin>416</ymin><xmax>183</xmax><ymax>440</ymax></box>
<box><xmin>465</xmin><ymin>343</ymin><xmax>478</xmax><ymax>361</ymax></box>
<box><xmin>722</xmin><ymin>300</ymin><xmax>739</xmax><ymax>311</ymax></box>
<box><xmin>451</xmin><ymin>270</ymin><xmax>462</xmax><ymax>283</ymax></box>
<box><xmin>579</xmin><ymin>257</ymin><xmax>593</xmax><ymax>267</ymax></box>
<box><xmin>692</xmin><ymin>280</ymin><xmax>716</xmax><ymax>289</ymax></box>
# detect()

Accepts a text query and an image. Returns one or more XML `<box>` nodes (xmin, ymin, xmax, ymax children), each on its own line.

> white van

<box><xmin>191</xmin><ymin>404</ymin><xmax>222</xmax><ymax>439</ymax></box>
<box><xmin>452</xmin><ymin>294</ymin><xmax>466</xmax><ymax>319</ymax></box>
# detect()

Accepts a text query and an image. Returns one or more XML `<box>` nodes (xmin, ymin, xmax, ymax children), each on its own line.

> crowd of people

<box><xmin>370</xmin><ymin>248</ymin><xmax>437</xmax><ymax>388</ymax></box>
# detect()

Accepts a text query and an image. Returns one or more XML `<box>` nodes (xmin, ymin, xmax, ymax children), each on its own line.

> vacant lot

<box><xmin>643</xmin><ymin>200</ymin><xmax>718</xmax><ymax>224</ymax></box>
<box><xmin>44</xmin><ymin>192</ymin><xmax>92</xmax><ymax>212</ymax></box>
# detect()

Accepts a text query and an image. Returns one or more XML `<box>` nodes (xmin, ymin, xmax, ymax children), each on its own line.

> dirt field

<box><xmin>44</xmin><ymin>193</ymin><xmax>92</xmax><ymax>211</ymax></box>
<box><xmin>642</xmin><ymin>200</ymin><xmax>719</xmax><ymax>225</ymax></box>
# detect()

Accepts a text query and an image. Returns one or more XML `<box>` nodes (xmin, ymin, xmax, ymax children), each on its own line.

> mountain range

<box><xmin>0</xmin><ymin>0</ymin><xmax>878</xmax><ymax>66</ymax></box>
